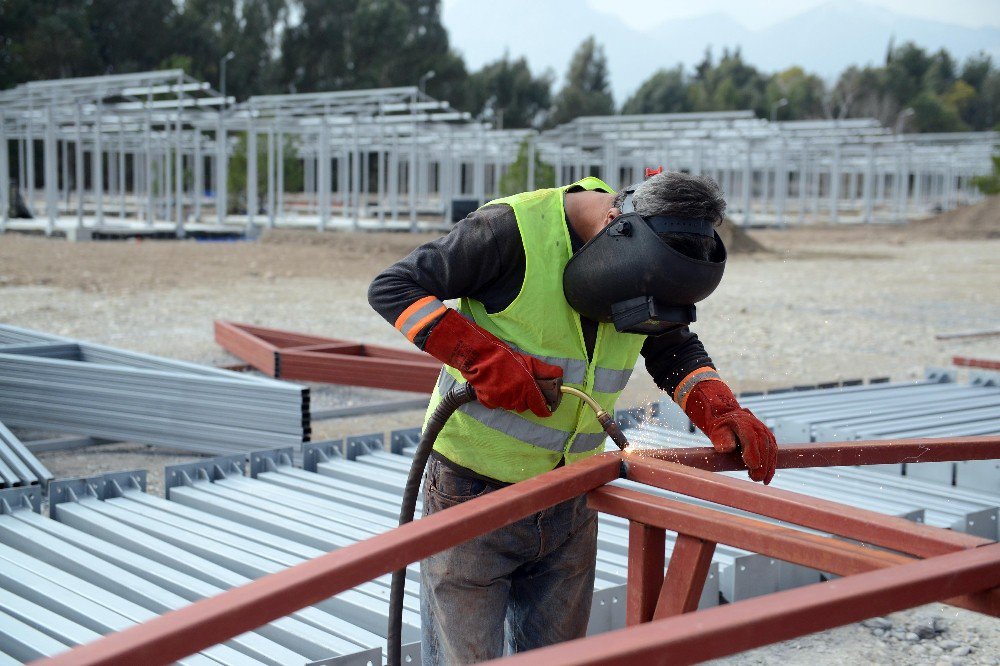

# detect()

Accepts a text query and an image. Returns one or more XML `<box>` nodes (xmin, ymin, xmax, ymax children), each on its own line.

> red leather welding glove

<box><xmin>683</xmin><ymin>379</ymin><xmax>777</xmax><ymax>484</ymax></box>
<box><xmin>424</xmin><ymin>309</ymin><xmax>562</xmax><ymax>417</ymax></box>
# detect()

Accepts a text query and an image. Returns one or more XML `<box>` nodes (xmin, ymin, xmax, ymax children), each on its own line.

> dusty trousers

<box><xmin>419</xmin><ymin>456</ymin><xmax>598</xmax><ymax>665</ymax></box>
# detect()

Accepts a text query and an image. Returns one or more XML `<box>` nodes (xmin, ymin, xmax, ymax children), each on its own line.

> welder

<box><xmin>368</xmin><ymin>169</ymin><xmax>777</xmax><ymax>664</ymax></box>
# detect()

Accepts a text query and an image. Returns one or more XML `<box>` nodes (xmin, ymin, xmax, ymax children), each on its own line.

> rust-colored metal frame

<box><xmin>214</xmin><ymin>320</ymin><xmax>442</xmax><ymax>392</ymax></box>
<box><xmin>35</xmin><ymin>437</ymin><xmax>1000</xmax><ymax>666</ymax></box>
<box><xmin>953</xmin><ymin>355</ymin><xmax>1000</xmax><ymax>371</ymax></box>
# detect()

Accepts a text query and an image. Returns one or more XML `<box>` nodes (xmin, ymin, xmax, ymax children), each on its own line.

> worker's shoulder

<box><xmin>466</xmin><ymin>203</ymin><xmax>518</xmax><ymax>234</ymax></box>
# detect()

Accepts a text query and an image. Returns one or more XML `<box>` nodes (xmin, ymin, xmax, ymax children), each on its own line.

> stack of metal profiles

<box><xmin>624</xmin><ymin>374</ymin><xmax>1000</xmax><ymax>542</ymax></box>
<box><xmin>0</xmin><ymin>420</ymin><xmax>51</xmax><ymax>490</ymax></box>
<box><xmin>0</xmin><ymin>325</ymin><xmax>309</xmax><ymax>456</ymax></box>
<box><xmin>735</xmin><ymin>370</ymin><xmax>1000</xmax><ymax>491</ymax></box>
<box><xmin>0</xmin><ymin>481</ymin><xmax>380</xmax><ymax>665</ymax></box>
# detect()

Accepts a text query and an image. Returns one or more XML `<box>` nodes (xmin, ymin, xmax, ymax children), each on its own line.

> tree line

<box><xmin>3</xmin><ymin>0</ymin><xmax>998</xmax><ymax>133</ymax></box>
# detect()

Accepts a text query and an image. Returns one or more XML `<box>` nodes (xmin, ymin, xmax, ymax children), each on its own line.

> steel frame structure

<box><xmin>2</xmin><ymin>71</ymin><xmax>996</xmax><ymax>237</ymax></box>
<box><xmin>36</xmin><ymin>436</ymin><xmax>1000</xmax><ymax>666</ymax></box>
<box><xmin>215</xmin><ymin>320</ymin><xmax>441</xmax><ymax>392</ymax></box>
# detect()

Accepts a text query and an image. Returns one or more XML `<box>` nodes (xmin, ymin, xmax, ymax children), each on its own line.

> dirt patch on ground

<box><xmin>719</xmin><ymin>217</ymin><xmax>771</xmax><ymax>254</ymax></box>
<box><xmin>911</xmin><ymin>195</ymin><xmax>1000</xmax><ymax>240</ymax></box>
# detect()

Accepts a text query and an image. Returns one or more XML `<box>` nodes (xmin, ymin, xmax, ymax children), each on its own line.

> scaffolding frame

<box><xmin>2</xmin><ymin>71</ymin><xmax>996</xmax><ymax>237</ymax></box>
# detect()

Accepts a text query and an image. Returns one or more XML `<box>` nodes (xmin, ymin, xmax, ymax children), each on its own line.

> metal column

<box><xmin>44</xmin><ymin>105</ymin><xmax>57</xmax><ymax>234</ymax></box>
<box><xmin>92</xmin><ymin>105</ymin><xmax>104</xmax><ymax>226</ymax></box>
<box><xmin>318</xmin><ymin>121</ymin><xmax>330</xmax><ymax>231</ymax></box>
<box><xmin>829</xmin><ymin>144</ymin><xmax>841</xmax><ymax>224</ymax></box>
<box><xmin>774</xmin><ymin>140</ymin><xmax>787</xmax><ymax>227</ymax></box>
<box><xmin>74</xmin><ymin>104</ymin><xmax>84</xmax><ymax>228</ymax></box>
<box><xmin>193</xmin><ymin>132</ymin><xmax>203</xmax><ymax>223</ymax></box>
<box><xmin>266</xmin><ymin>126</ymin><xmax>275</xmax><ymax>228</ymax></box>
<box><xmin>741</xmin><ymin>140</ymin><xmax>753</xmax><ymax>225</ymax></box>
<box><xmin>246</xmin><ymin>122</ymin><xmax>257</xmax><ymax>230</ymax></box>
<box><xmin>119</xmin><ymin>123</ymin><xmax>127</xmax><ymax>221</ymax></box>
<box><xmin>862</xmin><ymin>144</ymin><xmax>875</xmax><ymax>224</ymax></box>
<box><xmin>276</xmin><ymin>128</ymin><xmax>284</xmax><ymax>225</ymax></box>
<box><xmin>216</xmin><ymin>112</ymin><xmax>227</xmax><ymax>226</ymax></box>
<box><xmin>0</xmin><ymin>114</ymin><xmax>7</xmax><ymax>232</ymax></box>
<box><xmin>144</xmin><ymin>107</ymin><xmax>153</xmax><ymax>226</ymax></box>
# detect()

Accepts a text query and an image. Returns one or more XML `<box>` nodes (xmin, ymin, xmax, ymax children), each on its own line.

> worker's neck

<box><xmin>564</xmin><ymin>190</ymin><xmax>617</xmax><ymax>243</ymax></box>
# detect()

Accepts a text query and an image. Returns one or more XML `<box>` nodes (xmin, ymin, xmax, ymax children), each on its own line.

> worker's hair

<box><xmin>612</xmin><ymin>171</ymin><xmax>726</xmax><ymax>261</ymax></box>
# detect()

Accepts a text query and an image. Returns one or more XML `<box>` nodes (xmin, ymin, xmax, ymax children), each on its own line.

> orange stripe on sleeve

<box><xmin>394</xmin><ymin>296</ymin><xmax>437</xmax><ymax>332</ymax></box>
<box><xmin>674</xmin><ymin>366</ymin><xmax>724</xmax><ymax>410</ymax></box>
<box><xmin>405</xmin><ymin>304</ymin><xmax>447</xmax><ymax>342</ymax></box>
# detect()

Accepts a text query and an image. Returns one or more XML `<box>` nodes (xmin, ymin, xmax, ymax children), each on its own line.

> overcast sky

<box><xmin>584</xmin><ymin>0</ymin><xmax>1000</xmax><ymax>30</ymax></box>
<box><xmin>441</xmin><ymin>0</ymin><xmax>1000</xmax><ymax>100</ymax></box>
<box><xmin>442</xmin><ymin>0</ymin><xmax>1000</xmax><ymax>31</ymax></box>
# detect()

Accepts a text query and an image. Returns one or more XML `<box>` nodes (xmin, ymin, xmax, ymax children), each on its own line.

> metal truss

<box><xmin>214</xmin><ymin>320</ymin><xmax>442</xmax><ymax>393</ymax></box>
<box><xmin>2</xmin><ymin>71</ymin><xmax>996</xmax><ymax>237</ymax></box>
<box><xmin>35</xmin><ymin>436</ymin><xmax>999</xmax><ymax>666</ymax></box>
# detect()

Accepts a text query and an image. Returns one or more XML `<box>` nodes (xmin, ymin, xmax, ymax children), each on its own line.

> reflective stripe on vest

<box><xmin>436</xmin><ymin>370</ymin><xmax>607</xmax><ymax>454</ymax></box>
<box><xmin>594</xmin><ymin>366</ymin><xmax>633</xmax><ymax>394</ymax></box>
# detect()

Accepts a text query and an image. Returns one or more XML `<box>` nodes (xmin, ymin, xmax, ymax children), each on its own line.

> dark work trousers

<box><xmin>419</xmin><ymin>456</ymin><xmax>598</xmax><ymax>665</ymax></box>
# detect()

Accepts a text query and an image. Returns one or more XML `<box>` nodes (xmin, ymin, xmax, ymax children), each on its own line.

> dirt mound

<box><xmin>718</xmin><ymin>217</ymin><xmax>770</xmax><ymax>254</ymax></box>
<box><xmin>909</xmin><ymin>196</ymin><xmax>1000</xmax><ymax>240</ymax></box>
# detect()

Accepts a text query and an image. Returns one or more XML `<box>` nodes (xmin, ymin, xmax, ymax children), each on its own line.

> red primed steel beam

<box><xmin>654</xmin><ymin>534</ymin><xmax>716</xmax><ymax>619</ymax></box>
<box><xmin>623</xmin><ymin>457</ymin><xmax>990</xmax><ymax>557</ymax></box>
<box><xmin>626</xmin><ymin>523</ymin><xmax>665</xmax><ymax>626</ymax></box>
<box><xmin>953</xmin><ymin>356</ymin><xmax>1000</xmax><ymax>370</ymax></box>
<box><xmin>492</xmin><ymin>542</ymin><xmax>1000</xmax><ymax>666</ymax></box>
<box><xmin>214</xmin><ymin>320</ymin><xmax>441</xmax><ymax>391</ymax></box>
<box><xmin>279</xmin><ymin>349</ymin><xmax>440</xmax><ymax>391</ymax></box>
<box><xmin>590</xmin><ymin>486</ymin><xmax>911</xmax><ymax>577</ymax></box>
<box><xmin>213</xmin><ymin>320</ymin><xmax>278</xmax><ymax>375</ymax></box>
<box><xmin>36</xmin><ymin>453</ymin><xmax>622</xmax><ymax>666</ymax></box>
<box><xmin>629</xmin><ymin>436</ymin><xmax>1000</xmax><ymax>472</ymax></box>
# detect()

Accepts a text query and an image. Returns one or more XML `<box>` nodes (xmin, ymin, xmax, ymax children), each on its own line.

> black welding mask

<box><xmin>562</xmin><ymin>182</ymin><xmax>726</xmax><ymax>335</ymax></box>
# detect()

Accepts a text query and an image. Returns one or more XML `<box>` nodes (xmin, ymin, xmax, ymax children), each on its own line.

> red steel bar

<box><xmin>493</xmin><ymin>542</ymin><xmax>1000</xmax><ymax>666</ymax></box>
<box><xmin>279</xmin><ymin>346</ymin><xmax>441</xmax><ymax>391</ymax></box>
<box><xmin>213</xmin><ymin>320</ymin><xmax>281</xmax><ymax>375</ymax></box>
<box><xmin>624</xmin><ymin>457</ymin><xmax>991</xmax><ymax>557</ymax></box>
<box><xmin>36</xmin><ymin>454</ymin><xmax>623</xmax><ymax>666</ymax></box>
<box><xmin>629</xmin><ymin>436</ymin><xmax>1000</xmax><ymax>472</ymax></box>
<box><xmin>653</xmin><ymin>534</ymin><xmax>716</xmax><ymax>619</ymax></box>
<box><xmin>626</xmin><ymin>523</ymin><xmax>665</xmax><ymax>626</ymax></box>
<box><xmin>214</xmin><ymin>320</ymin><xmax>442</xmax><ymax>391</ymax></box>
<box><xmin>953</xmin><ymin>356</ymin><xmax>1000</xmax><ymax>370</ymax></box>
<box><xmin>590</xmin><ymin>486</ymin><xmax>911</xmax><ymax>576</ymax></box>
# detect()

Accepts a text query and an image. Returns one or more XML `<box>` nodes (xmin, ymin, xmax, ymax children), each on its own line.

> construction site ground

<box><xmin>1</xmin><ymin>197</ymin><xmax>998</xmax><ymax>665</ymax></box>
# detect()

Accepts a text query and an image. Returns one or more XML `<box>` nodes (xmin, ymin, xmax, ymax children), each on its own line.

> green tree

<box><xmin>971</xmin><ymin>152</ymin><xmax>1000</xmax><ymax>195</ymax></box>
<box><xmin>499</xmin><ymin>140</ymin><xmax>554</xmax><ymax>196</ymax></box>
<box><xmin>280</xmin><ymin>0</ymin><xmax>467</xmax><ymax>101</ymax></box>
<box><xmin>0</xmin><ymin>0</ymin><xmax>99</xmax><ymax>85</ymax></box>
<box><xmin>765</xmin><ymin>67</ymin><xmax>826</xmax><ymax>121</ymax></box>
<box><xmin>622</xmin><ymin>66</ymin><xmax>689</xmax><ymax>115</ymax></box>
<box><xmin>687</xmin><ymin>47</ymin><xmax>768</xmax><ymax>116</ymax></box>
<box><xmin>550</xmin><ymin>36</ymin><xmax>614</xmax><ymax>125</ymax></box>
<box><xmin>465</xmin><ymin>54</ymin><xmax>553</xmax><ymax>128</ymax></box>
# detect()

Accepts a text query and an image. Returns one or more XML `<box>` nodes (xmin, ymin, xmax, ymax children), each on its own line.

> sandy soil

<box><xmin>1</xmin><ymin>203</ymin><xmax>998</xmax><ymax>664</ymax></box>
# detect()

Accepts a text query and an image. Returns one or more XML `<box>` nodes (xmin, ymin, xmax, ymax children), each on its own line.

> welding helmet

<box><xmin>562</xmin><ymin>181</ymin><xmax>727</xmax><ymax>335</ymax></box>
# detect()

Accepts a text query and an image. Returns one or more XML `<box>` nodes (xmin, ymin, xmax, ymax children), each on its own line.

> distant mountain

<box><xmin>442</xmin><ymin>0</ymin><xmax>1000</xmax><ymax>103</ymax></box>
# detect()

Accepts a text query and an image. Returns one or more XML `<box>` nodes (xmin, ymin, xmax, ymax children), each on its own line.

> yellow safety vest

<box><xmin>425</xmin><ymin>177</ymin><xmax>646</xmax><ymax>483</ymax></box>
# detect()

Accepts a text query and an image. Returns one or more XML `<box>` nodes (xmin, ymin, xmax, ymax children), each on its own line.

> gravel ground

<box><xmin>1</xmin><ymin>218</ymin><xmax>998</xmax><ymax>663</ymax></box>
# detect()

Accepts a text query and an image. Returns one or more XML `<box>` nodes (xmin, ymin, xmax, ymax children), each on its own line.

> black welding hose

<box><xmin>388</xmin><ymin>382</ymin><xmax>477</xmax><ymax>666</ymax></box>
<box><xmin>387</xmin><ymin>381</ymin><xmax>630</xmax><ymax>665</ymax></box>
